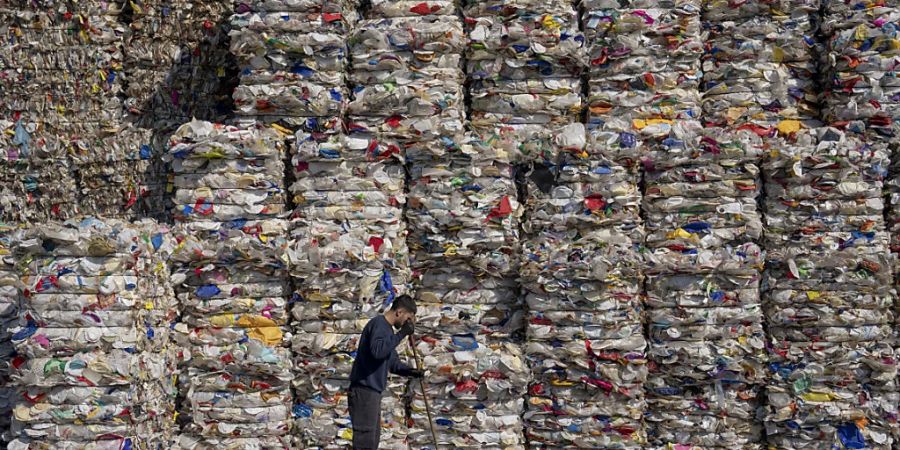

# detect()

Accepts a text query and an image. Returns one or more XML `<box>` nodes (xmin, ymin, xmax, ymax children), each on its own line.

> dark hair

<box><xmin>390</xmin><ymin>295</ymin><xmax>417</xmax><ymax>314</ymax></box>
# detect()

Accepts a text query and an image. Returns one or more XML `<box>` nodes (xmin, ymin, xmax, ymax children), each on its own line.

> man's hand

<box><xmin>398</xmin><ymin>320</ymin><xmax>415</xmax><ymax>338</ymax></box>
<box><xmin>407</xmin><ymin>369</ymin><xmax>424</xmax><ymax>379</ymax></box>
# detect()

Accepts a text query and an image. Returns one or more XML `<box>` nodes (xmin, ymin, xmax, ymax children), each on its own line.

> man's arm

<box><xmin>368</xmin><ymin>320</ymin><xmax>402</xmax><ymax>360</ymax></box>
<box><xmin>388</xmin><ymin>349</ymin><xmax>418</xmax><ymax>377</ymax></box>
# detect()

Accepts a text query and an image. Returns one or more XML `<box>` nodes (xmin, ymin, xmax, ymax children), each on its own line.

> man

<box><xmin>349</xmin><ymin>295</ymin><xmax>424</xmax><ymax>450</ymax></box>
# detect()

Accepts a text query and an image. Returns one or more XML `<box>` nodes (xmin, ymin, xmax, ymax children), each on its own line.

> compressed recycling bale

<box><xmin>584</xmin><ymin>0</ymin><xmax>702</xmax><ymax>165</ymax></box>
<box><xmin>466</xmin><ymin>0</ymin><xmax>586</xmax><ymax>165</ymax></box>
<box><xmin>123</xmin><ymin>0</ymin><xmax>235</xmax><ymax>127</ymax></box>
<box><xmin>0</xmin><ymin>223</ymin><xmax>20</xmax><ymax>445</ymax></box>
<box><xmin>291</xmin><ymin>336</ymin><xmax>410</xmax><ymax>449</ymax></box>
<box><xmin>761</xmin><ymin>125</ymin><xmax>899</xmax><ymax>448</ymax></box>
<box><xmin>642</xmin><ymin>124</ymin><xmax>766</xmax><ymax>447</ymax></box>
<box><xmin>407</xmin><ymin>335</ymin><xmax>529</xmax><ymax>450</ymax></box>
<box><xmin>7</xmin><ymin>218</ymin><xmax>178</xmax><ymax>450</ymax></box>
<box><xmin>702</xmin><ymin>0</ymin><xmax>821</xmax><ymax>127</ymax></box>
<box><xmin>166</xmin><ymin>120</ymin><xmax>292</xmax><ymax>448</ymax></box>
<box><xmin>821</xmin><ymin>0</ymin><xmax>900</xmax><ymax>139</ymax></box>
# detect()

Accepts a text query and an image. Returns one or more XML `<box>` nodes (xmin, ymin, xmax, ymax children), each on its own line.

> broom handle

<box><xmin>408</xmin><ymin>333</ymin><xmax>439</xmax><ymax>449</ymax></box>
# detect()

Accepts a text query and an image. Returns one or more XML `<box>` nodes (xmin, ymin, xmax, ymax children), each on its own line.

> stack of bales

<box><xmin>165</xmin><ymin>120</ymin><xmax>293</xmax><ymax>450</ymax></box>
<box><xmin>352</xmin><ymin>1</ymin><xmax>528</xmax><ymax>448</ymax></box>
<box><xmin>122</xmin><ymin>0</ymin><xmax>237</xmax><ymax>220</ymax></box>
<box><xmin>298</xmin><ymin>1</ymin><xmax>466</xmax><ymax>448</ymax></box>
<box><xmin>0</xmin><ymin>2</ymin><xmax>115</xmax><ymax>221</ymax></box>
<box><xmin>7</xmin><ymin>217</ymin><xmax>177</xmax><ymax>449</ymax></box>
<box><xmin>822</xmin><ymin>4</ymin><xmax>900</xmax><ymax>447</ymax></box>
<box><xmin>582</xmin><ymin>0</ymin><xmax>766</xmax><ymax>447</ymax></box>
<box><xmin>124</xmin><ymin>0</ymin><xmax>236</xmax><ymax>127</ymax></box>
<box><xmin>228</xmin><ymin>0</ymin><xmax>410</xmax><ymax>446</ymax></box>
<box><xmin>458</xmin><ymin>2</ymin><xmax>587</xmax><ymax>448</ymax></box>
<box><xmin>405</xmin><ymin>135</ymin><xmax>527</xmax><ymax>450</ymax></box>
<box><xmin>763</xmin><ymin>126</ymin><xmax>898</xmax><ymax>450</ymax></box>
<box><xmin>288</xmin><ymin>117</ymin><xmax>410</xmax><ymax>450</ymax></box>
<box><xmin>642</xmin><ymin>126</ymin><xmax>768</xmax><ymax>449</ymax></box>
<box><xmin>519</xmin><ymin>147</ymin><xmax>647</xmax><ymax>448</ymax></box>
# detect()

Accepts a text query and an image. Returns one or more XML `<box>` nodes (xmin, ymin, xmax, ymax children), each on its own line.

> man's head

<box><xmin>387</xmin><ymin>294</ymin><xmax>417</xmax><ymax>328</ymax></box>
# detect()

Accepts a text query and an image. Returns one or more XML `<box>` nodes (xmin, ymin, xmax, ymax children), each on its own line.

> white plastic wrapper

<box><xmin>6</xmin><ymin>218</ymin><xmax>177</xmax><ymax>450</ymax></box>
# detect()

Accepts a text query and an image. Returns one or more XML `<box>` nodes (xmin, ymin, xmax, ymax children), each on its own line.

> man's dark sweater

<box><xmin>349</xmin><ymin>315</ymin><xmax>414</xmax><ymax>393</ymax></box>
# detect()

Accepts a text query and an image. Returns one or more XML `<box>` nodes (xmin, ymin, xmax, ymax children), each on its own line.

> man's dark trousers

<box><xmin>349</xmin><ymin>385</ymin><xmax>382</xmax><ymax>449</ymax></box>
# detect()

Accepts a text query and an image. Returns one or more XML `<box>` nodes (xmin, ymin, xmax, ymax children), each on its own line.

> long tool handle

<box><xmin>409</xmin><ymin>333</ymin><xmax>439</xmax><ymax>450</ymax></box>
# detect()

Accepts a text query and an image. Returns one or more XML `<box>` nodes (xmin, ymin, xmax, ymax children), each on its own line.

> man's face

<box><xmin>397</xmin><ymin>310</ymin><xmax>415</xmax><ymax>327</ymax></box>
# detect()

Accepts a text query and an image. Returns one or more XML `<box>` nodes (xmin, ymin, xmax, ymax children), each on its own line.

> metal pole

<box><xmin>408</xmin><ymin>333</ymin><xmax>439</xmax><ymax>450</ymax></box>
